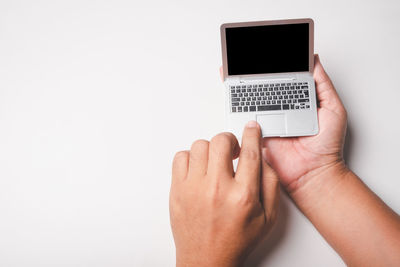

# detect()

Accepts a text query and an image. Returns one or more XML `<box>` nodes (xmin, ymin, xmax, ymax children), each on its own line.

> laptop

<box><xmin>220</xmin><ymin>18</ymin><xmax>319</xmax><ymax>138</ymax></box>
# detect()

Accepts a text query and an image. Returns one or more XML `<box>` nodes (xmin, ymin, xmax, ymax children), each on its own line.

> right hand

<box><xmin>262</xmin><ymin>55</ymin><xmax>348</xmax><ymax>192</ymax></box>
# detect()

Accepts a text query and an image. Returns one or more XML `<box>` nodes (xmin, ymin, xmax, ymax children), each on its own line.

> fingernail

<box><xmin>246</xmin><ymin>120</ymin><xmax>258</xmax><ymax>128</ymax></box>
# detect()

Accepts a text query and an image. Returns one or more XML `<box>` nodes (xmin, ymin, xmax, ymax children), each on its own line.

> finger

<box><xmin>172</xmin><ymin>150</ymin><xmax>190</xmax><ymax>183</ymax></box>
<box><xmin>207</xmin><ymin>132</ymin><xmax>240</xmax><ymax>177</ymax></box>
<box><xmin>187</xmin><ymin>139</ymin><xmax>209</xmax><ymax>178</ymax></box>
<box><xmin>236</xmin><ymin>121</ymin><xmax>262</xmax><ymax>191</ymax></box>
<box><xmin>261</xmin><ymin>148</ymin><xmax>280</xmax><ymax>223</ymax></box>
<box><xmin>219</xmin><ymin>66</ymin><xmax>223</xmax><ymax>82</ymax></box>
<box><xmin>313</xmin><ymin>54</ymin><xmax>345</xmax><ymax>111</ymax></box>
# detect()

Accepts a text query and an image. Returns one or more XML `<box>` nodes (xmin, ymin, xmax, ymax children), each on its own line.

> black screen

<box><xmin>225</xmin><ymin>23</ymin><xmax>309</xmax><ymax>75</ymax></box>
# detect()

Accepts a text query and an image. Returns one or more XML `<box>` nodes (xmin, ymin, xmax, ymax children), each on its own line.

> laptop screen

<box><xmin>225</xmin><ymin>23</ymin><xmax>309</xmax><ymax>75</ymax></box>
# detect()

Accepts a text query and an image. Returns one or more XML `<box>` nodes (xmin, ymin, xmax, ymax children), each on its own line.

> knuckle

<box><xmin>173</xmin><ymin>150</ymin><xmax>189</xmax><ymax>162</ymax></box>
<box><xmin>190</xmin><ymin>139</ymin><xmax>209</xmax><ymax>156</ymax></box>
<box><xmin>173</xmin><ymin>151</ymin><xmax>189</xmax><ymax>169</ymax></box>
<box><xmin>211</xmin><ymin>133</ymin><xmax>233</xmax><ymax>148</ymax></box>
<box><xmin>240</xmin><ymin>147</ymin><xmax>260</xmax><ymax>161</ymax></box>
<box><xmin>232</xmin><ymin>186</ymin><xmax>255</xmax><ymax>207</ymax></box>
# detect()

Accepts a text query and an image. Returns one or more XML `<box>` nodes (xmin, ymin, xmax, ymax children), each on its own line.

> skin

<box><xmin>262</xmin><ymin>55</ymin><xmax>400</xmax><ymax>266</ymax></box>
<box><xmin>170</xmin><ymin>122</ymin><xmax>280</xmax><ymax>267</ymax></box>
<box><xmin>170</xmin><ymin>55</ymin><xmax>400</xmax><ymax>266</ymax></box>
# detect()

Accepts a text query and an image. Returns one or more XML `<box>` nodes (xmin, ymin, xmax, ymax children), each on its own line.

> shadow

<box><xmin>343</xmin><ymin>122</ymin><xmax>354</xmax><ymax>168</ymax></box>
<box><xmin>244</xmin><ymin>189</ymin><xmax>291</xmax><ymax>267</ymax></box>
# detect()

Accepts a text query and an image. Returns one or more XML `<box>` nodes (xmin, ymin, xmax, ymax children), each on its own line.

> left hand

<box><xmin>169</xmin><ymin>121</ymin><xmax>280</xmax><ymax>267</ymax></box>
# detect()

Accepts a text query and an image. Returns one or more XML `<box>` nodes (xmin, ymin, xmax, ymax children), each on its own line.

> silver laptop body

<box><xmin>220</xmin><ymin>18</ymin><xmax>319</xmax><ymax>139</ymax></box>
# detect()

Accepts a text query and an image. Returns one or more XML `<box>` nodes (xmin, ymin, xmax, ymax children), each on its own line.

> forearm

<box><xmin>290</xmin><ymin>162</ymin><xmax>400</xmax><ymax>267</ymax></box>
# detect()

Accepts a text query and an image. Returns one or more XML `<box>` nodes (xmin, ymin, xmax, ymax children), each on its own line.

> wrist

<box><xmin>176</xmin><ymin>250</ymin><xmax>243</xmax><ymax>267</ymax></box>
<box><xmin>288</xmin><ymin>160</ymin><xmax>352</xmax><ymax>214</ymax></box>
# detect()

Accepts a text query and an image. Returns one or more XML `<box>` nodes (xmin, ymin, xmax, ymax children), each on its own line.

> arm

<box><xmin>170</xmin><ymin>122</ymin><xmax>279</xmax><ymax>266</ymax></box>
<box><xmin>294</xmin><ymin>163</ymin><xmax>400</xmax><ymax>266</ymax></box>
<box><xmin>263</xmin><ymin>55</ymin><xmax>400</xmax><ymax>266</ymax></box>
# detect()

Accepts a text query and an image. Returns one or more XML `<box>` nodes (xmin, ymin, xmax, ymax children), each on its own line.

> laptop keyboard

<box><xmin>230</xmin><ymin>82</ymin><xmax>311</xmax><ymax>113</ymax></box>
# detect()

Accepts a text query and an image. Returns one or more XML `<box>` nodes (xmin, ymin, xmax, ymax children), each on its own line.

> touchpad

<box><xmin>256</xmin><ymin>114</ymin><xmax>287</xmax><ymax>136</ymax></box>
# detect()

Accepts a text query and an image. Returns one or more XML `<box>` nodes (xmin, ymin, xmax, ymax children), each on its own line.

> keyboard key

<box><xmin>244</xmin><ymin>106</ymin><xmax>248</xmax><ymax>112</ymax></box>
<box><xmin>298</xmin><ymin>99</ymin><xmax>310</xmax><ymax>103</ymax></box>
<box><xmin>232</xmin><ymin>102</ymin><xmax>239</xmax><ymax>106</ymax></box>
<box><xmin>258</xmin><ymin>105</ymin><xmax>281</xmax><ymax>111</ymax></box>
<box><xmin>283</xmin><ymin>104</ymin><xmax>290</xmax><ymax>110</ymax></box>
<box><xmin>231</xmin><ymin>93</ymin><xmax>237</xmax><ymax>97</ymax></box>
<box><xmin>238</xmin><ymin>107</ymin><xmax>242</xmax><ymax>112</ymax></box>
<box><xmin>232</xmin><ymin>107</ymin><xmax>236</xmax><ymax>112</ymax></box>
<box><xmin>232</xmin><ymin>97</ymin><xmax>240</xmax><ymax>102</ymax></box>
<box><xmin>256</xmin><ymin>101</ymin><xmax>260</xmax><ymax>105</ymax></box>
<box><xmin>249</xmin><ymin>106</ymin><xmax>256</xmax><ymax>112</ymax></box>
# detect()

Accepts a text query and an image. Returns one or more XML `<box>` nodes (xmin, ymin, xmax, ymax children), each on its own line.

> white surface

<box><xmin>0</xmin><ymin>0</ymin><xmax>399</xmax><ymax>266</ymax></box>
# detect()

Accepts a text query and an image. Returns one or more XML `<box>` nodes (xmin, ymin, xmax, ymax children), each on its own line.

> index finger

<box><xmin>235</xmin><ymin>121</ymin><xmax>262</xmax><ymax>192</ymax></box>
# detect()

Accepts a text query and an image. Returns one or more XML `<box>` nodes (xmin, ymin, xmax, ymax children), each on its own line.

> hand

<box><xmin>262</xmin><ymin>55</ymin><xmax>348</xmax><ymax>192</ymax></box>
<box><xmin>170</xmin><ymin>121</ymin><xmax>280</xmax><ymax>267</ymax></box>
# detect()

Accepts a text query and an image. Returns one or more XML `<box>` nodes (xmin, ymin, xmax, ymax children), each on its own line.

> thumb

<box><xmin>260</xmin><ymin>147</ymin><xmax>280</xmax><ymax>223</ymax></box>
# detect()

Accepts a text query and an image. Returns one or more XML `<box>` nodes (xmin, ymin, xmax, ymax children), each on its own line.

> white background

<box><xmin>1</xmin><ymin>0</ymin><xmax>399</xmax><ymax>266</ymax></box>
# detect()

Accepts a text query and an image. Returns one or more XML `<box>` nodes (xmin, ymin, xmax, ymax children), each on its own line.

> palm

<box><xmin>262</xmin><ymin>55</ymin><xmax>347</xmax><ymax>190</ymax></box>
<box><xmin>263</xmin><ymin>107</ymin><xmax>346</xmax><ymax>188</ymax></box>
